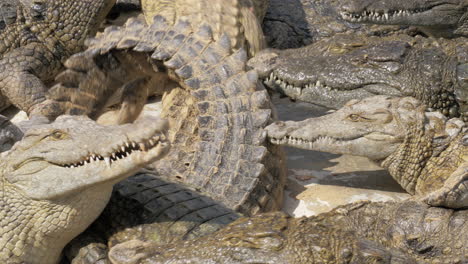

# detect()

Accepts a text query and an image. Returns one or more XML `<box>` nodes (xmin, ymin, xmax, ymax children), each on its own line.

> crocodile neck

<box><xmin>381</xmin><ymin>120</ymin><xmax>434</xmax><ymax>194</ymax></box>
<box><xmin>0</xmin><ymin>183</ymin><xmax>113</xmax><ymax>264</ymax></box>
<box><xmin>417</xmin><ymin>131</ymin><xmax>467</xmax><ymax>194</ymax></box>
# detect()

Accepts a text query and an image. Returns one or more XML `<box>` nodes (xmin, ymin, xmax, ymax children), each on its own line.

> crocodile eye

<box><xmin>347</xmin><ymin>113</ymin><xmax>373</xmax><ymax>122</ymax></box>
<box><xmin>348</xmin><ymin>114</ymin><xmax>361</xmax><ymax>122</ymax></box>
<box><xmin>48</xmin><ymin>130</ymin><xmax>67</xmax><ymax>140</ymax></box>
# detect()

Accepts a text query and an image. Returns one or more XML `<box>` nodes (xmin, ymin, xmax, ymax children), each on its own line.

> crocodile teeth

<box><xmin>140</xmin><ymin>142</ymin><xmax>147</xmax><ymax>151</ymax></box>
<box><xmin>61</xmin><ymin>132</ymin><xmax>166</xmax><ymax>169</ymax></box>
<box><xmin>342</xmin><ymin>7</ymin><xmax>428</xmax><ymax>22</ymax></box>
<box><xmin>105</xmin><ymin>157</ymin><xmax>111</xmax><ymax>168</ymax></box>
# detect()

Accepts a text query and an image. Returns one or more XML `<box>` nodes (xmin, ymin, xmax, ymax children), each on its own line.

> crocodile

<box><xmin>108</xmin><ymin>199</ymin><xmax>468</xmax><ymax>264</ymax></box>
<box><xmin>340</xmin><ymin>0</ymin><xmax>468</xmax><ymax>38</ymax></box>
<box><xmin>262</xmin><ymin>0</ymin><xmax>417</xmax><ymax>49</ymax></box>
<box><xmin>47</xmin><ymin>17</ymin><xmax>286</xmax><ymax>215</ymax></box>
<box><xmin>108</xmin><ymin>0</ymin><xmax>268</xmax><ymax>56</ymax></box>
<box><xmin>249</xmin><ymin>33</ymin><xmax>468</xmax><ymax>121</ymax></box>
<box><xmin>266</xmin><ymin>95</ymin><xmax>468</xmax><ymax>209</ymax></box>
<box><xmin>0</xmin><ymin>114</ymin><xmax>22</xmax><ymax>152</ymax></box>
<box><xmin>0</xmin><ymin>115</ymin><xmax>170</xmax><ymax>264</ymax></box>
<box><xmin>0</xmin><ymin>0</ymin><xmax>116</xmax><ymax>118</ymax></box>
<box><xmin>64</xmin><ymin>174</ymin><xmax>240</xmax><ymax>263</ymax></box>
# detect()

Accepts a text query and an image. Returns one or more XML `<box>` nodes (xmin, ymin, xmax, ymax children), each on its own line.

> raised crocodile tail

<box><xmin>139</xmin><ymin>0</ymin><xmax>266</xmax><ymax>55</ymax></box>
<box><xmin>240</xmin><ymin>3</ymin><xmax>267</xmax><ymax>56</ymax></box>
<box><xmin>48</xmin><ymin>16</ymin><xmax>286</xmax><ymax>215</ymax></box>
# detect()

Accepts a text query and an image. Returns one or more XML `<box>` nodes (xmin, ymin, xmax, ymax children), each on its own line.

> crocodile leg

<box><xmin>422</xmin><ymin>162</ymin><xmax>468</xmax><ymax>208</ymax></box>
<box><xmin>0</xmin><ymin>43</ymin><xmax>63</xmax><ymax>119</ymax></box>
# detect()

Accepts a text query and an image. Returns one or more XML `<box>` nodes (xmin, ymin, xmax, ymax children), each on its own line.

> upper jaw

<box><xmin>267</xmin><ymin>128</ymin><xmax>400</xmax><ymax>160</ymax></box>
<box><xmin>340</xmin><ymin>2</ymin><xmax>461</xmax><ymax>25</ymax></box>
<box><xmin>58</xmin><ymin>131</ymin><xmax>169</xmax><ymax>169</ymax></box>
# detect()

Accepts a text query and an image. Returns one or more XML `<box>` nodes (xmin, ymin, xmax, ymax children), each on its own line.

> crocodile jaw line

<box><xmin>269</xmin><ymin>132</ymin><xmax>397</xmax><ymax>159</ymax></box>
<box><xmin>59</xmin><ymin>133</ymin><xmax>169</xmax><ymax>170</ymax></box>
<box><xmin>340</xmin><ymin>3</ymin><xmax>457</xmax><ymax>25</ymax></box>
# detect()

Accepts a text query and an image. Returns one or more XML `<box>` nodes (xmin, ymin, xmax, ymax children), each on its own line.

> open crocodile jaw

<box><xmin>59</xmin><ymin>132</ymin><xmax>171</xmax><ymax>184</ymax></box>
<box><xmin>340</xmin><ymin>2</ymin><xmax>463</xmax><ymax>26</ymax></box>
<box><xmin>263</xmin><ymin>71</ymin><xmax>403</xmax><ymax>109</ymax></box>
<box><xmin>6</xmin><ymin>116</ymin><xmax>171</xmax><ymax>200</ymax></box>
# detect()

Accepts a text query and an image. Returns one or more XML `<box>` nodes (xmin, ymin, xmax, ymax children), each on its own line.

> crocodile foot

<box><xmin>422</xmin><ymin>162</ymin><xmax>468</xmax><ymax>208</ymax></box>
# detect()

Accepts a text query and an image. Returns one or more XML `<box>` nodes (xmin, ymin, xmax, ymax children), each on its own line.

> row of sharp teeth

<box><xmin>270</xmin><ymin>136</ymin><xmax>314</xmax><ymax>146</ymax></box>
<box><xmin>263</xmin><ymin>72</ymin><xmax>334</xmax><ymax>96</ymax></box>
<box><xmin>270</xmin><ymin>135</ymin><xmax>339</xmax><ymax>148</ymax></box>
<box><xmin>341</xmin><ymin>8</ymin><xmax>428</xmax><ymax>22</ymax></box>
<box><xmin>63</xmin><ymin>134</ymin><xmax>164</xmax><ymax>168</ymax></box>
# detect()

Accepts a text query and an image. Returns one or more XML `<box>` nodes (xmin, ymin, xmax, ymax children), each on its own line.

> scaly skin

<box><xmin>48</xmin><ymin>16</ymin><xmax>286</xmax><ymax>216</ymax></box>
<box><xmin>0</xmin><ymin>115</ymin><xmax>169</xmax><ymax>264</ymax></box>
<box><xmin>0</xmin><ymin>114</ymin><xmax>22</xmax><ymax>152</ymax></box>
<box><xmin>140</xmin><ymin>0</ymin><xmax>268</xmax><ymax>56</ymax></box>
<box><xmin>266</xmin><ymin>96</ymin><xmax>468</xmax><ymax>208</ymax></box>
<box><xmin>65</xmin><ymin>175</ymin><xmax>240</xmax><ymax>263</ymax></box>
<box><xmin>48</xmin><ymin>18</ymin><xmax>285</xmax><ymax>263</ymax></box>
<box><xmin>249</xmin><ymin>33</ymin><xmax>468</xmax><ymax>120</ymax></box>
<box><xmin>263</xmin><ymin>0</ymin><xmax>414</xmax><ymax>49</ymax></box>
<box><xmin>108</xmin><ymin>200</ymin><xmax>468</xmax><ymax>264</ymax></box>
<box><xmin>340</xmin><ymin>0</ymin><xmax>468</xmax><ymax>38</ymax></box>
<box><xmin>0</xmin><ymin>0</ymin><xmax>116</xmax><ymax>118</ymax></box>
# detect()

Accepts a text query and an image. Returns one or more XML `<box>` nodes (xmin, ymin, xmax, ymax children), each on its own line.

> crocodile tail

<box><xmin>141</xmin><ymin>0</ymin><xmax>175</xmax><ymax>25</ymax></box>
<box><xmin>49</xmin><ymin>17</ymin><xmax>286</xmax><ymax>215</ymax></box>
<box><xmin>239</xmin><ymin>4</ymin><xmax>266</xmax><ymax>56</ymax></box>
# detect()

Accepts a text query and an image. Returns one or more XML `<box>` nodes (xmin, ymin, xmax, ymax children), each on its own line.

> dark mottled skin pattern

<box><xmin>262</xmin><ymin>0</ymin><xmax>412</xmax><ymax>49</ymax></box>
<box><xmin>249</xmin><ymin>34</ymin><xmax>466</xmax><ymax>120</ymax></box>
<box><xmin>65</xmin><ymin>175</ymin><xmax>240</xmax><ymax>264</ymax></box>
<box><xmin>340</xmin><ymin>0</ymin><xmax>468</xmax><ymax>38</ymax></box>
<box><xmin>0</xmin><ymin>0</ymin><xmax>115</xmax><ymax>118</ymax></box>
<box><xmin>108</xmin><ymin>200</ymin><xmax>467</xmax><ymax>264</ymax></box>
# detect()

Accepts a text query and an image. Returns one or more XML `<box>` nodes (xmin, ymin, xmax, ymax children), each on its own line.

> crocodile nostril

<box><xmin>275</xmin><ymin>121</ymin><xmax>285</xmax><ymax>127</ymax></box>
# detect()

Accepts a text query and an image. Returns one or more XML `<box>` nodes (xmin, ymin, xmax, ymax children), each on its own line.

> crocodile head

<box><xmin>0</xmin><ymin>115</ymin><xmax>169</xmax><ymax>263</ymax></box>
<box><xmin>249</xmin><ymin>37</ymin><xmax>460</xmax><ymax>117</ymax></box>
<box><xmin>340</xmin><ymin>0</ymin><xmax>468</xmax><ymax>37</ymax></box>
<box><xmin>267</xmin><ymin>95</ymin><xmax>467</xmax><ymax>199</ymax></box>
<box><xmin>266</xmin><ymin>96</ymin><xmax>423</xmax><ymax>161</ymax></box>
